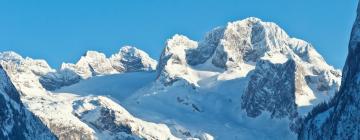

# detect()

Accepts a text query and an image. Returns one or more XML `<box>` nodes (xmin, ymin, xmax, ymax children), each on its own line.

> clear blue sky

<box><xmin>0</xmin><ymin>0</ymin><xmax>357</xmax><ymax>69</ymax></box>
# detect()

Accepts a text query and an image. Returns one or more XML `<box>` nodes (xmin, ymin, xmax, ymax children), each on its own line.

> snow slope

<box><xmin>57</xmin><ymin>71</ymin><xmax>296</xmax><ymax>139</ymax></box>
<box><xmin>56</xmin><ymin>72</ymin><xmax>156</xmax><ymax>102</ymax></box>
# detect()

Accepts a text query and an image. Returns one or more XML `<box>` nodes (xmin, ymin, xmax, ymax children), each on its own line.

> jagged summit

<box><xmin>158</xmin><ymin>17</ymin><xmax>334</xmax><ymax>75</ymax></box>
<box><xmin>68</xmin><ymin>47</ymin><xmax>157</xmax><ymax>77</ymax></box>
<box><xmin>110</xmin><ymin>46</ymin><xmax>157</xmax><ymax>72</ymax></box>
<box><xmin>75</xmin><ymin>50</ymin><xmax>118</xmax><ymax>77</ymax></box>
<box><xmin>185</xmin><ymin>17</ymin><xmax>310</xmax><ymax>68</ymax></box>
<box><xmin>0</xmin><ymin>52</ymin><xmax>55</xmax><ymax>96</ymax></box>
<box><xmin>0</xmin><ymin>51</ymin><xmax>23</xmax><ymax>62</ymax></box>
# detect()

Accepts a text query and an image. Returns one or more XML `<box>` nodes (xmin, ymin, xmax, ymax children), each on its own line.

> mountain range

<box><xmin>0</xmin><ymin>4</ymin><xmax>359</xmax><ymax>139</ymax></box>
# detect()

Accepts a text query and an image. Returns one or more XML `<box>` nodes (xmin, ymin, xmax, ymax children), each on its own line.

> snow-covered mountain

<box><xmin>0</xmin><ymin>17</ymin><xmax>342</xmax><ymax>140</ymax></box>
<box><xmin>59</xmin><ymin>18</ymin><xmax>339</xmax><ymax>139</ymax></box>
<box><xmin>299</xmin><ymin>2</ymin><xmax>360</xmax><ymax>140</ymax></box>
<box><xmin>0</xmin><ymin>64</ymin><xmax>56</xmax><ymax>140</ymax></box>
<box><xmin>157</xmin><ymin>17</ymin><xmax>340</xmax><ymax>118</ymax></box>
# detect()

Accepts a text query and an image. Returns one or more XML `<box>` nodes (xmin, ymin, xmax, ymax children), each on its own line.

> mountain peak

<box><xmin>240</xmin><ymin>17</ymin><xmax>262</xmax><ymax>22</ymax></box>
<box><xmin>158</xmin><ymin>17</ymin><xmax>337</xmax><ymax>73</ymax></box>
<box><xmin>158</xmin><ymin>17</ymin><xmax>295</xmax><ymax>70</ymax></box>
<box><xmin>110</xmin><ymin>46</ymin><xmax>157</xmax><ymax>72</ymax></box>
<box><xmin>227</xmin><ymin>17</ymin><xmax>289</xmax><ymax>43</ymax></box>
<box><xmin>119</xmin><ymin>45</ymin><xmax>140</xmax><ymax>53</ymax></box>
<box><xmin>81</xmin><ymin>50</ymin><xmax>108</xmax><ymax>61</ymax></box>
<box><xmin>160</xmin><ymin>17</ymin><xmax>324</xmax><ymax>74</ymax></box>
<box><xmin>0</xmin><ymin>51</ymin><xmax>24</xmax><ymax>63</ymax></box>
<box><xmin>166</xmin><ymin>34</ymin><xmax>198</xmax><ymax>50</ymax></box>
<box><xmin>83</xmin><ymin>50</ymin><xmax>103</xmax><ymax>56</ymax></box>
<box><xmin>117</xmin><ymin>46</ymin><xmax>153</xmax><ymax>60</ymax></box>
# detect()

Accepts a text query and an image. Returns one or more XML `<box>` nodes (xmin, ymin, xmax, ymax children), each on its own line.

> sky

<box><xmin>0</xmin><ymin>0</ymin><xmax>357</xmax><ymax>69</ymax></box>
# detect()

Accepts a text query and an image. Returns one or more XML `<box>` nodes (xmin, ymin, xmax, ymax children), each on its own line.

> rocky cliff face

<box><xmin>299</xmin><ymin>2</ymin><xmax>360</xmax><ymax>140</ymax></box>
<box><xmin>242</xmin><ymin>59</ymin><xmax>298</xmax><ymax>119</ymax></box>
<box><xmin>0</xmin><ymin>64</ymin><xmax>56</xmax><ymax>140</ymax></box>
